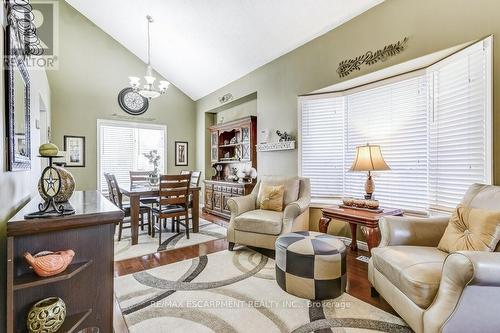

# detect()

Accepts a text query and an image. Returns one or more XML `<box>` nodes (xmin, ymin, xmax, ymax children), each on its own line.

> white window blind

<box><xmin>428</xmin><ymin>40</ymin><xmax>492</xmax><ymax>210</ymax></box>
<box><xmin>98</xmin><ymin>121</ymin><xmax>166</xmax><ymax>193</ymax></box>
<box><xmin>299</xmin><ymin>38</ymin><xmax>492</xmax><ymax>212</ymax></box>
<box><xmin>344</xmin><ymin>76</ymin><xmax>429</xmax><ymax>211</ymax></box>
<box><xmin>300</xmin><ymin>96</ymin><xmax>344</xmax><ymax>197</ymax></box>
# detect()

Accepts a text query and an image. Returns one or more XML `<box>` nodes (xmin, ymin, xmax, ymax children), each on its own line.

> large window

<box><xmin>299</xmin><ymin>39</ymin><xmax>492</xmax><ymax>211</ymax></box>
<box><xmin>98</xmin><ymin>120</ymin><xmax>166</xmax><ymax>193</ymax></box>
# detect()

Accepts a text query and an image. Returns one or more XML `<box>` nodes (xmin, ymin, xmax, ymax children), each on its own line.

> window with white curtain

<box><xmin>299</xmin><ymin>38</ymin><xmax>492</xmax><ymax>211</ymax></box>
<box><xmin>343</xmin><ymin>76</ymin><xmax>429</xmax><ymax>211</ymax></box>
<box><xmin>428</xmin><ymin>40</ymin><xmax>492</xmax><ymax>210</ymax></box>
<box><xmin>301</xmin><ymin>97</ymin><xmax>345</xmax><ymax>197</ymax></box>
<box><xmin>98</xmin><ymin>120</ymin><xmax>166</xmax><ymax>193</ymax></box>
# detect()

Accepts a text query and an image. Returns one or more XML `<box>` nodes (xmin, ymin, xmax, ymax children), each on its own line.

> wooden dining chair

<box><xmin>129</xmin><ymin>170</ymin><xmax>159</xmax><ymax>231</ymax></box>
<box><xmin>180</xmin><ymin>170</ymin><xmax>202</xmax><ymax>188</ymax></box>
<box><xmin>104</xmin><ymin>173</ymin><xmax>151</xmax><ymax>240</ymax></box>
<box><xmin>179</xmin><ymin>171</ymin><xmax>202</xmax><ymax>224</ymax></box>
<box><xmin>152</xmin><ymin>174</ymin><xmax>191</xmax><ymax>244</ymax></box>
<box><xmin>129</xmin><ymin>171</ymin><xmax>159</xmax><ymax>205</ymax></box>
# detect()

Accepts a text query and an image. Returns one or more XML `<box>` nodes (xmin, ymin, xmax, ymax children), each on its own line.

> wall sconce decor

<box><xmin>218</xmin><ymin>93</ymin><xmax>233</xmax><ymax>104</ymax></box>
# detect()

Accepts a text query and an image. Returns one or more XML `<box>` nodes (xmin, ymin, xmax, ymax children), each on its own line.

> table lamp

<box><xmin>350</xmin><ymin>144</ymin><xmax>390</xmax><ymax>199</ymax></box>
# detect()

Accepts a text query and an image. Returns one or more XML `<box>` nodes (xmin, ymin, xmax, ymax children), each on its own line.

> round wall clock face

<box><xmin>118</xmin><ymin>87</ymin><xmax>149</xmax><ymax>115</ymax></box>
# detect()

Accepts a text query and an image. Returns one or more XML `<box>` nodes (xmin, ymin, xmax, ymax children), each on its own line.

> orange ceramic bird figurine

<box><xmin>24</xmin><ymin>250</ymin><xmax>75</xmax><ymax>277</ymax></box>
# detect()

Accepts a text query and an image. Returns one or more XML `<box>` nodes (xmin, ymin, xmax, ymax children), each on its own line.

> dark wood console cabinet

<box><xmin>203</xmin><ymin>116</ymin><xmax>257</xmax><ymax>219</ymax></box>
<box><xmin>6</xmin><ymin>191</ymin><xmax>124</xmax><ymax>333</ymax></box>
<box><xmin>203</xmin><ymin>180</ymin><xmax>255</xmax><ymax>219</ymax></box>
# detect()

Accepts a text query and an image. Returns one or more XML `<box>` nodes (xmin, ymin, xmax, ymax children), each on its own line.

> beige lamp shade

<box><xmin>350</xmin><ymin>144</ymin><xmax>390</xmax><ymax>172</ymax></box>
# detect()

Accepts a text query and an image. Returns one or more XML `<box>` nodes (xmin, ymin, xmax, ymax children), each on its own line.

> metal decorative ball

<box><xmin>27</xmin><ymin>297</ymin><xmax>66</xmax><ymax>333</ymax></box>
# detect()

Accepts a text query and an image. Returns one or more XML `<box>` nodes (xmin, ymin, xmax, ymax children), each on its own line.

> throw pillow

<box><xmin>438</xmin><ymin>205</ymin><xmax>500</xmax><ymax>253</ymax></box>
<box><xmin>259</xmin><ymin>184</ymin><xmax>285</xmax><ymax>212</ymax></box>
<box><xmin>256</xmin><ymin>177</ymin><xmax>299</xmax><ymax>208</ymax></box>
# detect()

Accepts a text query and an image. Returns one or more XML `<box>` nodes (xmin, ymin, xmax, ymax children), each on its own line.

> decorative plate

<box><xmin>118</xmin><ymin>87</ymin><xmax>149</xmax><ymax>115</ymax></box>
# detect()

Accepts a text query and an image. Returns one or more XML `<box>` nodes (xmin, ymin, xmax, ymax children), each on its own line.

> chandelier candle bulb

<box><xmin>159</xmin><ymin>81</ymin><xmax>170</xmax><ymax>90</ymax></box>
<box><xmin>128</xmin><ymin>77</ymin><xmax>140</xmax><ymax>87</ymax></box>
<box><xmin>145</xmin><ymin>76</ymin><xmax>156</xmax><ymax>84</ymax></box>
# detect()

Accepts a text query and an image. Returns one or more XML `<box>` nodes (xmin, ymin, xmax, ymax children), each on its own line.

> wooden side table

<box><xmin>320</xmin><ymin>206</ymin><xmax>403</xmax><ymax>254</ymax></box>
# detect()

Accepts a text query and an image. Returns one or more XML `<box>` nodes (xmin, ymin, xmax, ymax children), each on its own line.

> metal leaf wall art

<box><xmin>337</xmin><ymin>37</ymin><xmax>408</xmax><ymax>78</ymax></box>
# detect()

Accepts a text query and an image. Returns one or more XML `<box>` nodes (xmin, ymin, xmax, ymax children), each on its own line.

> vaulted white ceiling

<box><xmin>66</xmin><ymin>0</ymin><xmax>383</xmax><ymax>100</ymax></box>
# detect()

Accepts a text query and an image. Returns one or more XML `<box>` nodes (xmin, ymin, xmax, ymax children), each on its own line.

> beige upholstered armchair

<box><xmin>369</xmin><ymin>184</ymin><xmax>500</xmax><ymax>333</ymax></box>
<box><xmin>227</xmin><ymin>176</ymin><xmax>310</xmax><ymax>250</ymax></box>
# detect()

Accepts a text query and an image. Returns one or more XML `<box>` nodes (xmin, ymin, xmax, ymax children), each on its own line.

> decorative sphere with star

<box><xmin>40</xmin><ymin>166</ymin><xmax>61</xmax><ymax>198</ymax></box>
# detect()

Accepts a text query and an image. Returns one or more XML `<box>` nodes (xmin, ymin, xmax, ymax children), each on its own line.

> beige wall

<box><xmin>195</xmin><ymin>110</ymin><xmax>215</xmax><ymax>183</ymax></box>
<box><xmin>0</xmin><ymin>4</ymin><xmax>52</xmax><ymax>328</ymax></box>
<box><xmin>215</xmin><ymin>98</ymin><xmax>257</xmax><ymax>124</ymax></box>
<box><xmin>196</xmin><ymin>0</ymin><xmax>500</xmax><ymax>186</ymax></box>
<box><xmin>48</xmin><ymin>2</ymin><xmax>197</xmax><ymax>191</ymax></box>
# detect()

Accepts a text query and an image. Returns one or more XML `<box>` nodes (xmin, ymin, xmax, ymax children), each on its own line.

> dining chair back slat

<box><xmin>181</xmin><ymin>170</ymin><xmax>202</xmax><ymax>187</ymax></box>
<box><xmin>153</xmin><ymin>173</ymin><xmax>192</xmax><ymax>242</ymax></box>
<box><xmin>159</xmin><ymin>181</ymin><xmax>188</xmax><ymax>189</ymax></box>
<box><xmin>159</xmin><ymin>188</ymin><xmax>190</xmax><ymax>197</ymax></box>
<box><xmin>104</xmin><ymin>173</ymin><xmax>114</xmax><ymax>197</ymax></box>
<box><xmin>130</xmin><ymin>171</ymin><xmax>151</xmax><ymax>186</ymax></box>
<box><xmin>162</xmin><ymin>174</ymin><xmax>193</xmax><ymax>181</ymax></box>
<box><xmin>104</xmin><ymin>173</ymin><xmax>123</xmax><ymax>209</ymax></box>
<box><xmin>160</xmin><ymin>196</ymin><xmax>188</xmax><ymax>205</ymax></box>
<box><xmin>158</xmin><ymin>174</ymin><xmax>191</xmax><ymax>211</ymax></box>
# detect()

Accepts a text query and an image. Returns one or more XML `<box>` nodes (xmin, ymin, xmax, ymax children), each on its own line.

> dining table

<box><xmin>119</xmin><ymin>183</ymin><xmax>201</xmax><ymax>245</ymax></box>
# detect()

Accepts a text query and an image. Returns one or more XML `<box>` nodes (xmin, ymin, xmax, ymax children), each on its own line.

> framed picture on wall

<box><xmin>175</xmin><ymin>141</ymin><xmax>188</xmax><ymax>166</ymax></box>
<box><xmin>64</xmin><ymin>135</ymin><xmax>86</xmax><ymax>167</ymax></box>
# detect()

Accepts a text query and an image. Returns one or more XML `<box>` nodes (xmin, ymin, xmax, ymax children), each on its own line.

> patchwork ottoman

<box><xmin>275</xmin><ymin>231</ymin><xmax>346</xmax><ymax>300</ymax></box>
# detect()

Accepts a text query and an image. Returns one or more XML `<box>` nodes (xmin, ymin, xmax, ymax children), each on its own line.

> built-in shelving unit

<box><xmin>14</xmin><ymin>260</ymin><xmax>93</xmax><ymax>291</ymax></box>
<box><xmin>6</xmin><ymin>191</ymin><xmax>123</xmax><ymax>333</ymax></box>
<box><xmin>205</xmin><ymin>116</ymin><xmax>257</xmax><ymax>219</ymax></box>
<box><xmin>219</xmin><ymin>143</ymin><xmax>245</xmax><ymax>148</ymax></box>
<box><xmin>59</xmin><ymin>309</ymin><xmax>92</xmax><ymax>333</ymax></box>
<box><xmin>209</xmin><ymin>116</ymin><xmax>257</xmax><ymax>175</ymax></box>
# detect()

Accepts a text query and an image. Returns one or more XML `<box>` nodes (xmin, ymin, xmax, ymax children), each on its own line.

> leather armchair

<box><xmin>369</xmin><ymin>184</ymin><xmax>500</xmax><ymax>333</ymax></box>
<box><xmin>227</xmin><ymin>176</ymin><xmax>310</xmax><ymax>250</ymax></box>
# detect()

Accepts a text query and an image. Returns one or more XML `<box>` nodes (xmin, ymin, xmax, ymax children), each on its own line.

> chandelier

<box><xmin>129</xmin><ymin>15</ymin><xmax>169</xmax><ymax>99</ymax></box>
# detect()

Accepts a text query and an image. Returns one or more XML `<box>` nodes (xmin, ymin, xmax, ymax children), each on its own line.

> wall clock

<box><xmin>118</xmin><ymin>87</ymin><xmax>149</xmax><ymax>115</ymax></box>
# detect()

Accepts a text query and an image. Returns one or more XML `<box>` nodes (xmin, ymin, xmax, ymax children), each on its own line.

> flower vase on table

<box><xmin>143</xmin><ymin>149</ymin><xmax>161</xmax><ymax>186</ymax></box>
<box><xmin>149</xmin><ymin>167</ymin><xmax>160</xmax><ymax>186</ymax></box>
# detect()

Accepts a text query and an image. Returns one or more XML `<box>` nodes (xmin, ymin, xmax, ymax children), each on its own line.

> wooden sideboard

<box><xmin>203</xmin><ymin>180</ymin><xmax>255</xmax><ymax>219</ymax></box>
<box><xmin>6</xmin><ymin>191</ymin><xmax>124</xmax><ymax>333</ymax></box>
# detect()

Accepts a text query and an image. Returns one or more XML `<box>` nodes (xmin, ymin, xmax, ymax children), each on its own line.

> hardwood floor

<box><xmin>114</xmin><ymin>237</ymin><xmax>228</xmax><ymax>277</ymax></box>
<box><xmin>113</xmin><ymin>212</ymin><xmax>396</xmax><ymax>332</ymax></box>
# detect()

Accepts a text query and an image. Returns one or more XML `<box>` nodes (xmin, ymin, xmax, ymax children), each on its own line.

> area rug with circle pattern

<box><xmin>114</xmin><ymin>218</ymin><xmax>227</xmax><ymax>261</ymax></box>
<box><xmin>114</xmin><ymin>249</ymin><xmax>412</xmax><ymax>332</ymax></box>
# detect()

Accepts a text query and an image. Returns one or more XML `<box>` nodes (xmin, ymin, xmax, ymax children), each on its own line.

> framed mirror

<box><xmin>5</xmin><ymin>11</ymin><xmax>31</xmax><ymax>171</ymax></box>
